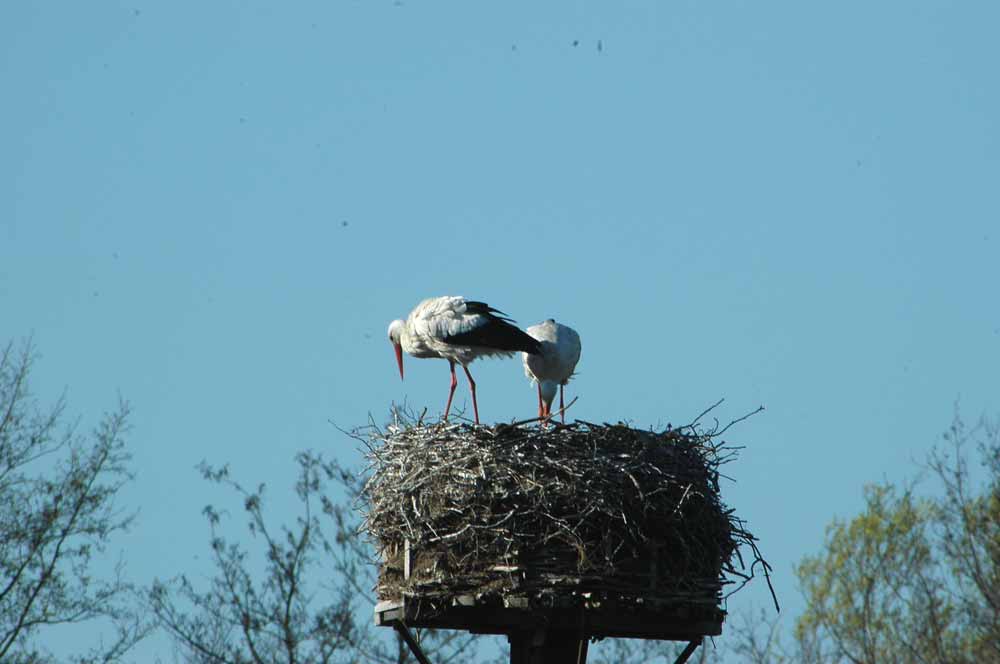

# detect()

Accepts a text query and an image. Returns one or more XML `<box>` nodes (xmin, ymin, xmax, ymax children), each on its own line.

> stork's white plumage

<box><xmin>388</xmin><ymin>296</ymin><xmax>542</xmax><ymax>424</ymax></box>
<box><xmin>522</xmin><ymin>319</ymin><xmax>582</xmax><ymax>423</ymax></box>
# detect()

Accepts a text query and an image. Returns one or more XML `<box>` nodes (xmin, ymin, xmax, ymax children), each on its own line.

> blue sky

<box><xmin>4</xmin><ymin>1</ymin><xmax>999</xmax><ymax>660</ymax></box>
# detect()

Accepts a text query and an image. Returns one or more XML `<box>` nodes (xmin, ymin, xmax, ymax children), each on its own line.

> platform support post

<box><xmin>508</xmin><ymin>628</ymin><xmax>587</xmax><ymax>664</ymax></box>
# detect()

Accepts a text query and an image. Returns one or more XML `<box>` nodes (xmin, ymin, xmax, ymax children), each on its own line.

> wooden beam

<box><xmin>673</xmin><ymin>638</ymin><xmax>701</xmax><ymax>664</ymax></box>
<box><xmin>393</xmin><ymin>622</ymin><xmax>433</xmax><ymax>664</ymax></box>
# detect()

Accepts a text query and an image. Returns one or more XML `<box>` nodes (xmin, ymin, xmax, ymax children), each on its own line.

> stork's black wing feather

<box><xmin>463</xmin><ymin>300</ymin><xmax>514</xmax><ymax>323</ymax></box>
<box><xmin>442</xmin><ymin>302</ymin><xmax>541</xmax><ymax>354</ymax></box>
<box><xmin>443</xmin><ymin>319</ymin><xmax>541</xmax><ymax>354</ymax></box>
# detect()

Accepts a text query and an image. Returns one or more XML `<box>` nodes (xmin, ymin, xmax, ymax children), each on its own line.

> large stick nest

<box><xmin>359</xmin><ymin>407</ymin><xmax>770</xmax><ymax>611</ymax></box>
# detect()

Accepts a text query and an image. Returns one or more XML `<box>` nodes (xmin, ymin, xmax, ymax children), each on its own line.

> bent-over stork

<box><xmin>522</xmin><ymin>319</ymin><xmax>582</xmax><ymax>423</ymax></box>
<box><xmin>388</xmin><ymin>296</ymin><xmax>542</xmax><ymax>424</ymax></box>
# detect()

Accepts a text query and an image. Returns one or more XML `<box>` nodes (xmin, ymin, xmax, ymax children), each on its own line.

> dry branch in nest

<box><xmin>359</xmin><ymin>406</ymin><xmax>772</xmax><ymax>616</ymax></box>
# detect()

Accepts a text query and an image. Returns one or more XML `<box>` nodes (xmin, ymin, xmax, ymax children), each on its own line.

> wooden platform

<box><xmin>374</xmin><ymin>595</ymin><xmax>724</xmax><ymax>641</ymax></box>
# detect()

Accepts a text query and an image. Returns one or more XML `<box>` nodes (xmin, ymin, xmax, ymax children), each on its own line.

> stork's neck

<box><xmin>397</xmin><ymin>333</ymin><xmax>410</xmax><ymax>355</ymax></box>
<box><xmin>397</xmin><ymin>323</ymin><xmax>433</xmax><ymax>357</ymax></box>
<box><xmin>538</xmin><ymin>380</ymin><xmax>558</xmax><ymax>406</ymax></box>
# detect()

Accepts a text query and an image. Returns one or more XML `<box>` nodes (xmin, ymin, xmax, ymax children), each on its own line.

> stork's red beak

<box><xmin>393</xmin><ymin>343</ymin><xmax>404</xmax><ymax>379</ymax></box>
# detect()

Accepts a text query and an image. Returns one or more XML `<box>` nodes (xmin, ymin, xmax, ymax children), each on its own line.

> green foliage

<box><xmin>793</xmin><ymin>411</ymin><xmax>1000</xmax><ymax>664</ymax></box>
<box><xmin>795</xmin><ymin>484</ymin><xmax>959</xmax><ymax>663</ymax></box>
<box><xmin>929</xmin><ymin>414</ymin><xmax>1000</xmax><ymax>660</ymax></box>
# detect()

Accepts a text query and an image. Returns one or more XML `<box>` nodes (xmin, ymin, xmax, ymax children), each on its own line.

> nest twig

<box><xmin>358</xmin><ymin>405</ymin><xmax>774</xmax><ymax>612</ymax></box>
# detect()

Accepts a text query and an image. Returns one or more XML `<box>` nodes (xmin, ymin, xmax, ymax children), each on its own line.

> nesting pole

<box><xmin>363</xmin><ymin>414</ymin><xmax>767</xmax><ymax>664</ymax></box>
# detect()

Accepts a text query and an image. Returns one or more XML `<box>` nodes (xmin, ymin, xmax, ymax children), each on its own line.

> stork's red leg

<box><xmin>462</xmin><ymin>364</ymin><xmax>479</xmax><ymax>424</ymax></box>
<box><xmin>537</xmin><ymin>383</ymin><xmax>545</xmax><ymax>419</ymax></box>
<box><xmin>559</xmin><ymin>385</ymin><xmax>565</xmax><ymax>424</ymax></box>
<box><xmin>443</xmin><ymin>361</ymin><xmax>458</xmax><ymax>420</ymax></box>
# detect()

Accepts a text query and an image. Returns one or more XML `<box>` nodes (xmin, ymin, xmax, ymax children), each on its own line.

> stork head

<box><xmin>387</xmin><ymin>319</ymin><xmax>405</xmax><ymax>379</ymax></box>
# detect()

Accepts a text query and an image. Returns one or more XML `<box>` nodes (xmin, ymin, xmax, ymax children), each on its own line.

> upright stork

<box><xmin>388</xmin><ymin>296</ymin><xmax>541</xmax><ymax>424</ymax></box>
<box><xmin>522</xmin><ymin>319</ymin><xmax>582</xmax><ymax>423</ymax></box>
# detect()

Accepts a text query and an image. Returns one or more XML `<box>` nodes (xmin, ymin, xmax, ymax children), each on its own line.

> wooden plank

<box><xmin>375</xmin><ymin>596</ymin><xmax>722</xmax><ymax>641</ymax></box>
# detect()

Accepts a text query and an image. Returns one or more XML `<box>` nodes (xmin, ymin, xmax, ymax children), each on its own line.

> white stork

<box><xmin>388</xmin><ymin>296</ymin><xmax>542</xmax><ymax>424</ymax></box>
<box><xmin>522</xmin><ymin>319</ymin><xmax>582</xmax><ymax>423</ymax></box>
